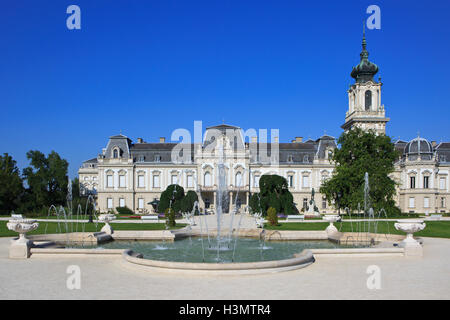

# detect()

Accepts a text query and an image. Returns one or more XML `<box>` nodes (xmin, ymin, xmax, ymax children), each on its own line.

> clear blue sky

<box><xmin>1</xmin><ymin>0</ymin><xmax>449</xmax><ymax>178</ymax></box>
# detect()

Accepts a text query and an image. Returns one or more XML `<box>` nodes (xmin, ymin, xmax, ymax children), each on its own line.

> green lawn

<box><xmin>265</xmin><ymin>221</ymin><xmax>450</xmax><ymax>239</ymax></box>
<box><xmin>0</xmin><ymin>221</ymin><xmax>185</xmax><ymax>237</ymax></box>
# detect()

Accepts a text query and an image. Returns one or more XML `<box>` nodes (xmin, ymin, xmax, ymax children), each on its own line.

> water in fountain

<box><xmin>43</xmin><ymin>178</ymin><xmax>98</xmax><ymax>247</ymax></box>
<box><xmin>339</xmin><ymin>172</ymin><xmax>392</xmax><ymax>247</ymax></box>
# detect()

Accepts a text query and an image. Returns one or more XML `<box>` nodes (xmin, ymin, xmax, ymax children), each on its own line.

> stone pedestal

<box><xmin>398</xmin><ymin>236</ymin><xmax>423</xmax><ymax>256</ymax></box>
<box><xmin>9</xmin><ymin>237</ymin><xmax>33</xmax><ymax>259</ymax></box>
<box><xmin>7</xmin><ymin>219</ymin><xmax>39</xmax><ymax>259</ymax></box>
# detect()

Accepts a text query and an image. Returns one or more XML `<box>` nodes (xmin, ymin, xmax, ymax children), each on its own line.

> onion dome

<box><xmin>351</xmin><ymin>30</ymin><xmax>379</xmax><ymax>83</ymax></box>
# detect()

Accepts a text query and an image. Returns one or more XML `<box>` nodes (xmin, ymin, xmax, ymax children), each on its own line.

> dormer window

<box><xmin>287</xmin><ymin>155</ymin><xmax>293</xmax><ymax>163</ymax></box>
<box><xmin>303</xmin><ymin>155</ymin><xmax>309</xmax><ymax>163</ymax></box>
<box><xmin>113</xmin><ymin>149</ymin><xmax>119</xmax><ymax>158</ymax></box>
<box><xmin>155</xmin><ymin>155</ymin><xmax>161</xmax><ymax>162</ymax></box>
<box><xmin>138</xmin><ymin>155</ymin><xmax>145</xmax><ymax>162</ymax></box>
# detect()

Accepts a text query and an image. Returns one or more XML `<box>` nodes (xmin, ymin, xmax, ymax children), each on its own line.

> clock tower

<box><xmin>342</xmin><ymin>31</ymin><xmax>389</xmax><ymax>135</ymax></box>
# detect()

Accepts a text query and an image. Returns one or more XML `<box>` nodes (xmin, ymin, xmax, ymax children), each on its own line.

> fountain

<box><xmin>7</xmin><ymin>218</ymin><xmax>39</xmax><ymax>258</ymax></box>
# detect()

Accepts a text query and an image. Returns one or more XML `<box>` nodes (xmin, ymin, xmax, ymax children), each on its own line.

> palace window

<box><xmin>439</xmin><ymin>177</ymin><xmax>446</xmax><ymax>190</ymax></box>
<box><xmin>254</xmin><ymin>175</ymin><xmax>260</xmax><ymax>188</ymax></box>
<box><xmin>171</xmin><ymin>175</ymin><xmax>178</xmax><ymax>185</ymax></box>
<box><xmin>424</xmin><ymin>197</ymin><xmax>430</xmax><ymax>208</ymax></box>
<box><xmin>410</xmin><ymin>176</ymin><xmax>416</xmax><ymax>189</ymax></box>
<box><xmin>107</xmin><ymin>198</ymin><xmax>113</xmax><ymax>209</ymax></box>
<box><xmin>365</xmin><ymin>90</ymin><xmax>372</xmax><ymax>110</ymax></box>
<box><xmin>106</xmin><ymin>174</ymin><xmax>113</xmax><ymax>188</ymax></box>
<box><xmin>409</xmin><ymin>197</ymin><xmax>415</xmax><ymax>208</ymax></box>
<box><xmin>303</xmin><ymin>198</ymin><xmax>308</xmax><ymax>210</ymax></box>
<box><xmin>204</xmin><ymin>172</ymin><xmax>212</xmax><ymax>187</ymax></box>
<box><xmin>288</xmin><ymin>175</ymin><xmax>294</xmax><ymax>188</ymax></box>
<box><xmin>119</xmin><ymin>175</ymin><xmax>126</xmax><ymax>188</ymax></box>
<box><xmin>235</xmin><ymin>172</ymin><xmax>242</xmax><ymax>187</ymax></box>
<box><xmin>187</xmin><ymin>175</ymin><xmax>193</xmax><ymax>188</ymax></box>
<box><xmin>113</xmin><ymin>149</ymin><xmax>119</xmax><ymax>158</ymax></box>
<box><xmin>138</xmin><ymin>198</ymin><xmax>144</xmax><ymax>209</ymax></box>
<box><xmin>119</xmin><ymin>198</ymin><xmax>125</xmax><ymax>207</ymax></box>
<box><xmin>441</xmin><ymin>197</ymin><xmax>446</xmax><ymax>208</ymax></box>
<box><xmin>302</xmin><ymin>175</ymin><xmax>310</xmax><ymax>188</ymax></box>
<box><xmin>423</xmin><ymin>176</ymin><xmax>429</xmax><ymax>189</ymax></box>
<box><xmin>153</xmin><ymin>175</ymin><xmax>160</xmax><ymax>188</ymax></box>
<box><xmin>138</xmin><ymin>175</ymin><xmax>145</xmax><ymax>188</ymax></box>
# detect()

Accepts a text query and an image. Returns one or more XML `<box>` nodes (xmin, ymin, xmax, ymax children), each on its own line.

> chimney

<box><xmin>295</xmin><ymin>137</ymin><xmax>303</xmax><ymax>143</ymax></box>
<box><xmin>159</xmin><ymin>137</ymin><xmax>165</xmax><ymax>143</ymax></box>
<box><xmin>273</xmin><ymin>136</ymin><xmax>279</xmax><ymax>143</ymax></box>
<box><xmin>291</xmin><ymin>139</ymin><xmax>296</xmax><ymax>143</ymax></box>
<box><xmin>432</xmin><ymin>141</ymin><xmax>437</xmax><ymax>148</ymax></box>
<box><xmin>137</xmin><ymin>138</ymin><xmax>143</xmax><ymax>143</ymax></box>
<box><xmin>251</xmin><ymin>136</ymin><xmax>257</xmax><ymax>143</ymax></box>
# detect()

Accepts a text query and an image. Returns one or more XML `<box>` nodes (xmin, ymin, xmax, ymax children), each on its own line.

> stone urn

<box><xmin>98</xmin><ymin>214</ymin><xmax>116</xmax><ymax>235</ymax></box>
<box><xmin>394</xmin><ymin>219</ymin><xmax>426</xmax><ymax>256</ymax></box>
<box><xmin>323</xmin><ymin>215</ymin><xmax>340</xmax><ymax>234</ymax></box>
<box><xmin>7</xmin><ymin>219</ymin><xmax>39</xmax><ymax>259</ymax></box>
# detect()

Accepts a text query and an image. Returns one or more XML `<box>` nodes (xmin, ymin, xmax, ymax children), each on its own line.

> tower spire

<box><xmin>362</xmin><ymin>21</ymin><xmax>367</xmax><ymax>51</ymax></box>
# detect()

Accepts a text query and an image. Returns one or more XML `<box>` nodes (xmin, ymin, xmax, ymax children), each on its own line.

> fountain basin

<box><xmin>122</xmin><ymin>248</ymin><xmax>315</xmax><ymax>275</ymax></box>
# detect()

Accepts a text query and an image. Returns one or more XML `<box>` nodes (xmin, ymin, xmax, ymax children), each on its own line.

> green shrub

<box><xmin>267</xmin><ymin>207</ymin><xmax>278</xmax><ymax>226</ymax></box>
<box><xmin>165</xmin><ymin>208</ymin><xmax>176</xmax><ymax>228</ymax></box>
<box><xmin>116</xmin><ymin>206</ymin><xmax>134</xmax><ymax>215</ymax></box>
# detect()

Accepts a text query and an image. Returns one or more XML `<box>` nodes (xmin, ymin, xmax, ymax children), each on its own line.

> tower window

<box><xmin>365</xmin><ymin>90</ymin><xmax>372</xmax><ymax>110</ymax></box>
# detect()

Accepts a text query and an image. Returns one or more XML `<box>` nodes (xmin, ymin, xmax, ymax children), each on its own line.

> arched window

<box><xmin>113</xmin><ymin>149</ymin><xmax>119</xmax><ymax>158</ymax></box>
<box><xmin>204</xmin><ymin>172</ymin><xmax>212</xmax><ymax>186</ymax></box>
<box><xmin>365</xmin><ymin>90</ymin><xmax>372</xmax><ymax>110</ymax></box>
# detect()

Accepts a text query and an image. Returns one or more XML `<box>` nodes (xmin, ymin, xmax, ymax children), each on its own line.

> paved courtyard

<box><xmin>0</xmin><ymin>236</ymin><xmax>449</xmax><ymax>300</ymax></box>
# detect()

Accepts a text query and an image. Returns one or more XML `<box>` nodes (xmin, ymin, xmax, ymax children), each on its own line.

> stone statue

<box><xmin>308</xmin><ymin>188</ymin><xmax>319</xmax><ymax>215</ymax></box>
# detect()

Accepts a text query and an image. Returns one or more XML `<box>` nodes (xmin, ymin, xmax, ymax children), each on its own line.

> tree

<box><xmin>320</xmin><ymin>128</ymin><xmax>399</xmax><ymax>215</ymax></box>
<box><xmin>249</xmin><ymin>174</ymin><xmax>296</xmax><ymax>216</ymax></box>
<box><xmin>22</xmin><ymin>150</ymin><xmax>69</xmax><ymax>210</ymax></box>
<box><xmin>0</xmin><ymin>153</ymin><xmax>24</xmax><ymax>214</ymax></box>
<box><xmin>71</xmin><ymin>177</ymin><xmax>80</xmax><ymax>200</ymax></box>
<box><xmin>158</xmin><ymin>185</ymin><xmax>199</xmax><ymax>214</ymax></box>
<box><xmin>158</xmin><ymin>184</ymin><xmax>185</xmax><ymax>213</ymax></box>
<box><xmin>181</xmin><ymin>190</ymin><xmax>199</xmax><ymax>213</ymax></box>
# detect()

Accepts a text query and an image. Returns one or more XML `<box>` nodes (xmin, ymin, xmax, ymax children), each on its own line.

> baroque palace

<box><xmin>79</xmin><ymin>35</ymin><xmax>450</xmax><ymax>215</ymax></box>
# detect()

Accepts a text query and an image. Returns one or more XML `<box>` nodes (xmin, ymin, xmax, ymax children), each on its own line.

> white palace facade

<box><xmin>78</xmin><ymin>35</ymin><xmax>450</xmax><ymax>215</ymax></box>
